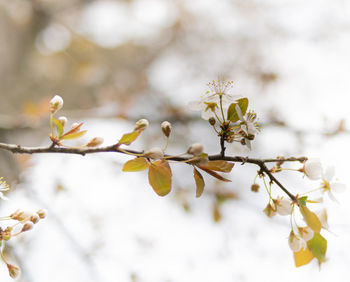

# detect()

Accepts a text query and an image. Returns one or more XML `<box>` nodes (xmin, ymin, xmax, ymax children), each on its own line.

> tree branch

<box><xmin>0</xmin><ymin>141</ymin><xmax>306</xmax><ymax>201</ymax></box>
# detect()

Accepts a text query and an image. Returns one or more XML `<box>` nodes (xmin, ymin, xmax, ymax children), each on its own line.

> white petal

<box><xmin>188</xmin><ymin>100</ymin><xmax>205</xmax><ymax>111</ymax></box>
<box><xmin>247</xmin><ymin>121</ymin><xmax>258</xmax><ymax>135</ymax></box>
<box><xmin>299</xmin><ymin>227</ymin><xmax>314</xmax><ymax>242</ymax></box>
<box><xmin>328</xmin><ymin>191</ymin><xmax>339</xmax><ymax>203</ymax></box>
<box><xmin>245</xmin><ymin>139</ymin><xmax>252</xmax><ymax>150</ymax></box>
<box><xmin>304</xmin><ymin>159</ymin><xmax>323</xmax><ymax>180</ymax></box>
<box><xmin>330</xmin><ymin>182</ymin><xmax>346</xmax><ymax>193</ymax></box>
<box><xmin>316</xmin><ymin>209</ymin><xmax>329</xmax><ymax>230</ymax></box>
<box><xmin>323</xmin><ymin>166</ymin><xmax>335</xmax><ymax>182</ymax></box>
<box><xmin>241</xmin><ymin>124</ymin><xmax>248</xmax><ymax>135</ymax></box>
<box><xmin>201</xmin><ymin>109</ymin><xmax>215</xmax><ymax>120</ymax></box>
<box><xmin>276</xmin><ymin>199</ymin><xmax>293</xmax><ymax>216</ymax></box>
<box><xmin>0</xmin><ymin>192</ymin><xmax>9</xmax><ymax>201</ymax></box>
<box><xmin>235</xmin><ymin>104</ymin><xmax>244</xmax><ymax>121</ymax></box>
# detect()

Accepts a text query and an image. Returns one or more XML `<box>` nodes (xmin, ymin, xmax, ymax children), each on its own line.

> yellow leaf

<box><xmin>199</xmin><ymin>160</ymin><xmax>234</xmax><ymax>172</ymax></box>
<box><xmin>122</xmin><ymin>158</ymin><xmax>149</xmax><ymax>172</ymax></box>
<box><xmin>227</xmin><ymin>98</ymin><xmax>249</xmax><ymax>122</ymax></box>
<box><xmin>148</xmin><ymin>160</ymin><xmax>172</xmax><ymax>196</ymax></box>
<box><xmin>294</xmin><ymin>247</ymin><xmax>315</xmax><ymax>267</ymax></box>
<box><xmin>118</xmin><ymin>131</ymin><xmax>141</xmax><ymax>146</ymax></box>
<box><xmin>60</xmin><ymin>130</ymin><xmax>87</xmax><ymax>140</ymax></box>
<box><xmin>307</xmin><ymin>233</ymin><xmax>327</xmax><ymax>265</ymax></box>
<box><xmin>299</xmin><ymin>205</ymin><xmax>322</xmax><ymax>233</ymax></box>
<box><xmin>193</xmin><ymin>167</ymin><xmax>205</xmax><ymax>198</ymax></box>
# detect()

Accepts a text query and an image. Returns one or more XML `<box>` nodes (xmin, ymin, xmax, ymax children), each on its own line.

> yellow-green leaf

<box><xmin>193</xmin><ymin>167</ymin><xmax>205</xmax><ymax>198</ymax></box>
<box><xmin>199</xmin><ymin>160</ymin><xmax>234</xmax><ymax>172</ymax></box>
<box><xmin>299</xmin><ymin>205</ymin><xmax>322</xmax><ymax>233</ymax></box>
<box><xmin>52</xmin><ymin>117</ymin><xmax>63</xmax><ymax>138</ymax></box>
<box><xmin>294</xmin><ymin>247</ymin><xmax>314</xmax><ymax>267</ymax></box>
<box><xmin>198</xmin><ymin>166</ymin><xmax>231</xmax><ymax>182</ymax></box>
<box><xmin>148</xmin><ymin>160</ymin><xmax>172</xmax><ymax>196</ymax></box>
<box><xmin>307</xmin><ymin>233</ymin><xmax>327</xmax><ymax>265</ymax></box>
<box><xmin>122</xmin><ymin>158</ymin><xmax>149</xmax><ymax>172</ymax></box>
<box><xmin>227</xmin><ymin>98</ymin><xmax>249</xmax><ymax>122</ymax></box>
<box><xmin>118</xmin><ymin>131</ymin><xmax>141</xmax><ymax>146</ymax></box>
<box><xmin>60</xmin><ymin>130</ymin><xmax>87</xmax><ymax>140</ymax></box>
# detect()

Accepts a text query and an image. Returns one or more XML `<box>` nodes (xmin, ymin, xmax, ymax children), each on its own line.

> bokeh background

<box><xmin>1</xmin><ymin>0</ymin><xmax>350</xmax><ymax>281</ymax></box>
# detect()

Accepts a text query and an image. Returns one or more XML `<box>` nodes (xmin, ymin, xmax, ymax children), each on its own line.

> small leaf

<box><xmin>307</xmin><ymin>233</ymin><xmax>327</xmax><ymax>265</ymax></box>
<box><xmin>118</xmin><ymin>131</ymin><xmax>141</xmax><ymax>146</ymax></box>
<box><xmin>294</xmin><ymin>247</ymin><xmax>314</xmax><ymax>267</ymax></box>
<box><xmin>199</xmin><ymin>160</ymin><xmax>234</xmax><ymax>172</ymax></box>
<box><xmin>298</xmin><ymin>196</ymin><xmax>308</xmax><ymax>206</ymax></box>
<box><xmin>299</xmin><ymin>205</ymin><xmax>322</xmax><ymax>233</ymax></box>
<box><xmin>193</xmin><ymin>167</ymin><xmax>205</xmax><ymax>198</ymax></box>
<box><xmin>52</xmin><ymin>117</ymin><xmax>63</xmax><ymax>138</ymax></box>
<box><xmin>148</xmin><ymin>160</ymin><xmax>172</xmax><ymax>196</ymax></box>
<box><xmin>227</xmin><ymin>98</ymin><xmax>249</xmax><ymax>122</ymax></box>
<box><xmin>122</xmin><ymin>158</ymin><xmax>149</xmax><ymax>172</ymax></box>
<box><xmin>60</xmin><ymin>130</ymin><xmax>87</xmax><ymax>140</ymax></box>
<box><xmin>198</xmin><ymin>166</ymin><xmax>231</xmax><ymax>182</ymax></box>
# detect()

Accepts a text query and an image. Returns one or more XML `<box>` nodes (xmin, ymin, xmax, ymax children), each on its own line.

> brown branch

<box><xmin>0</xmin><ymin>141</ymin><xmax>307</xmax><ymax>201</ymax></box>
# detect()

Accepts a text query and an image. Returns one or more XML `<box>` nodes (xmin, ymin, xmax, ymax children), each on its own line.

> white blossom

<box><xmin>49</xmin><ymin>95</ymin><xmax>64</xmax><ymax>114</ymax></box>
<box><xmin>274</xmin><ymin>197</ymin><xmax>293</xmax><ymax>216</ymax></box>
<box><xmin>298</xmin><ymin>227</ymin><xmax>314</xmax><ymax>242</ymax></box>
<box><xmin>321</xmin><ymin>165</ymin><xmax>346</xmax><ymax>202</ymax></box>
<box><xmin>187</xmin><ymin>143</ymin><xmax>204</xmax><ymax>156</ymax></box>
<box><xmin>288</xmin><ymin>231</ymin><xmax>306</xmax><ymax>252</ymax></box>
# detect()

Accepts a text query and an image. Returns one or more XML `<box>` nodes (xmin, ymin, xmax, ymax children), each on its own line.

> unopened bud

<box><xmin>49</xmin><ymin>95</ymin><xmax>64</xmax><ymax>114</ymax></box>
<box><xmin>208</xmin><ymin>117</ymin><xmax>216</xmax><ymax>126</ymax></box>
<box><xmin>187</xmin><ymin>143</ymin><xmax>204</xmax><ymax>156</ymax></box>
<box><xmin>36</xmin><ymin>209</ymin><xmax>47</xmax><ymax>219</ymax></box>
<box><xmin>86</xmin><ymin>137</ymin><xmax>104</xmax><ymax>147</ymax></box>
<box><xmin>58</xmin><ymin>116</ymin><xmax>68</xmax><ymax>127</ymax></box>
<box><xmin>70</xmin><ymin>122</ymin><xmax>80</xmax><ymax>131</ymax></box>
<box><xmin>10</xmin><ymin>210</ymin><xmax>32</xmax><ymax>221</ymax></box>
<box><xmin>251</xmin><ymin>183</ymin><xmax>260</xmax><ymax>192</ymax></box>
<box><xmin>7</xmin><ymin>263</ymin><xmax>20</xmax><ymax>279</ymax></box>
<box><xmin>1</xmin><ymin>227</ymin><xmax>12</xmax><ymax>241</ymax></box>
<box><xmin>145</xmin><ymin>147</ymin><xmax>164</xmax><ymax>159</ymax></box>
<box><xmin>161</xmin><ymin>121</ymin><xmax>172</xmax><ymax>137</ymax></box>
<box><xmin>21</xmin><ymin>221</ymin><xmax>34</xmax><ymax>232</ymax></box>
<box><xmin>134</xmin><ymin>119</ymin><xmax>149</xmax><ymax>131</ymax></box>
<box><xmin>30</xmin><ymin>214</ymin><xmax>40</xmax><ymax>224</ymax></box>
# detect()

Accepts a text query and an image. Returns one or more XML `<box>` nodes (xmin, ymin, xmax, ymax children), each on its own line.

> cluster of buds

<box><xmin>48</xmin><ymin>95</ymin><xmax>103</xmax><ymax>147</ymax></box>
<box><xmin>0</xmin><ymin>209</ymin><xmax>47</xmax><ymax>278</ymax></box>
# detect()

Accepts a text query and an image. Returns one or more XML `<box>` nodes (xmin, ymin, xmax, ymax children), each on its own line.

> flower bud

<box><xmin>134</xmin><ymin>119</ymin><xmax>149</xmax><ymax>131</ymax></box>
<box><xmin>251</xmin><ymin>183</ymin><xmax>260</xmax><ymax>192</ymax></box>
<box><xmin>161</xmin><ymin>121</ymin><xmax>172</xmax><ymax>137</ymax></box>
<box><xmin>263</xmin><ymin>203</ymin><xmax>276</xmax><ymax>218</ymax></box>
<box><xmin>36</xmin><ymin>209</ymin><xmax>48</xmax><ymax>219</ymax></box>
<box><xmin>288</xmin><ymin>231</ymin><xmax>306</xmax><ymax>252</ymax></box>
<box><xmin>86</xmin><ymin>137</ymin><xmax>104</xmax><ymax>147</ymax></box>
<box><xmin>10</xmin><ymin>210</ymin><xmax>32</xmax><ymax>221</ymax></box>
<box><xmin>1</xmin><ymin>227</ymin><xmax>12</xmax><ymax>241</ymax></box>
<box><xmin>187</xmin><ymin>143</ymin><xmax>204</xmax><ymax>156</ymax></box>
<box><xmin>21</xmin><ymin>221</ymin><xmax>34</xmax><ymax>232</ymax></box>
<box><xmin>208</xmin><ymin>117</ymin><xmax>216</xmax><ymax>126</ymax></box>
<box><xmin>49</xmin><ymin>95</ymin><xmax>64</xmax><ymax>114</ymax></box>
<box><xmin>30</xmin><ymin>214</ymin><xmax>40</xmax><ymax>224</ymax></box>
<box><xmin>274</xmin><ymin>197</ymin><xmax>293</xmax><ymax>216</ymax></box>
<box><xmin>58</xmin><ymin>116</ymin><xmax>68</xmax><ymax>127</ymax></box>
<box><xmin>70</xmin><ymin>122</ymin><xmax>80</xmax><ymax>131</ymax></box>
<box><xmin>298</xmin><ymin>227</ymin><xmax>314</xmax><ymax>242</ymax></box>
<box><xmin>145</xmin><ymin>147</ymin><xmax>164</xmax><ymax>159</ymax></box>
<box><xmin>7</xmin><ymin>263</ymin><xmax>20</xmax><ymax>279</ymax></box>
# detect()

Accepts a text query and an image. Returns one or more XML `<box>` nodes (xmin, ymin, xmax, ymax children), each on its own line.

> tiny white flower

<box><xmin>0</xmin><ymin>177</ymin><xmax>10</xmax><ymax>201</ymax></box>
<box><xmin>187</xmin><ymin>143</ymin><xmax>204</xmax><ymax>156</ymax></box>
<box><xmin>303</xmin><ymin>159</ymin><xmax>323</xmax><ymax>180</ymax></box>
<box><xmin>321</xmin><ymin>165</ymin><xmax>346</xmax><ymax>202</ymax></box>
<box><xmin>134</xmin><ymin>119</ymin><xmax>149</xmax><ymax>131</ymax></box>
<box><xmin>49</xmin><ymin>95</ymin><xmax>64</xmax><ymax>114</ymax></box>
<box><xmin>274</xmin><ymin>197</ymin><xmax>293</xmax><ymax>216</ymax></box>
<box><xmin>298</xmin><ymin>227</ymin><xmax>314</xmax><ymax>242</ymax></box>
<box><xmin>288</xmin><ymin>231</ymin><xmax>306</xmax><ymax>252</ymax></box>
<box><xmin>145</xmin><ymin>147</ymin><xmax>164</xmax><ymax>159</ymax></box>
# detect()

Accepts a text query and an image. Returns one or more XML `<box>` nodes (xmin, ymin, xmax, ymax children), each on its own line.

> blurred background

<box><xmin>1</xmin><ymin>0</ymin><xmax>350</xmax><ymax>281</ymax></box>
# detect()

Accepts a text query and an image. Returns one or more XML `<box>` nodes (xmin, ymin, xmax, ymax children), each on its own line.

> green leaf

<box><xmin>199</xmin><ymin>160</ymin><xmax>234</xmax><ymax>173</ymax></box>
<box><xmin>299</xmin><ymin>205</ymin><xmax>322</xmax><ymax>233</ymax></box>
<box><xmin>307</xmin><ymin>233</ymin><xmax>327</xmax><ymax>265</ymax></box>
<box><xmin>122</xmin><ymin>158</ymin><xmax>149</xmax><ymax>172</ymax></box>
<box><xmin>52</xmin><ymin>117</ymin><xmax>63</xmax><ymax>138</ymax></box>
<box><xmin>197</xmin><ymin>166</ymin><xmax>231</xmax><ymax>182</ymax></box>
<box><xmin>227</xmin><ymin>98</ymin><xmax>249</xmax><ymax>122</ymax></box>
<box><xmin>148</xmin><ymin>160</ymin><xmax>172</xmax><ymax>196</ymax></box>
<box><xmin>294</xmin><ymin>247</ymin><xmax>314</xmax><ymax>267</ymax></box>
<box><xmin>60</xmin><ymin>130</ymin><xmax>87</xmax><ymax>140</ymax></box>
<box><xmin>298</xmin><ymin>196</ymin><xmax>308</xmax><ymax>206</ymax></box>
<box><xmin>193</xmin><ymin>167</ymin><xmax>205</xmax><ymax>198</ymax></box>
<box><xmin>118</xmin><ymin>131</ymin><xmax>141</xmax><ymax>146</ymax></box>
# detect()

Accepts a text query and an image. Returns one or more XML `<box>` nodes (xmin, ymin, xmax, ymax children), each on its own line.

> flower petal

<box><xmin>235</xmin><ymin>104</ymin><xmax>244</xmax><ymax>121</ymax></box>
<box><xmin>330</xmin><ymin>182</ymin><xmax>346</xmax><ymax>193</ymax></box>
<box><xmin>328</xmin><ymin>191</ymin><xmax>339</xmax><ymax>203</ymax></box>
<box><xmin>188</xmin><ymin>100</ymin><xmax>205</xmax><ymax>111</ymax></box>
<box><xmin>304</xmin><ymin>159</ymin><xmax>323</xmax><ymax>180</ymax></box>
<box><xmin>323</xmin><ymin>166</ymin><xmax>335</xmax><ymax>182</ymax></box>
